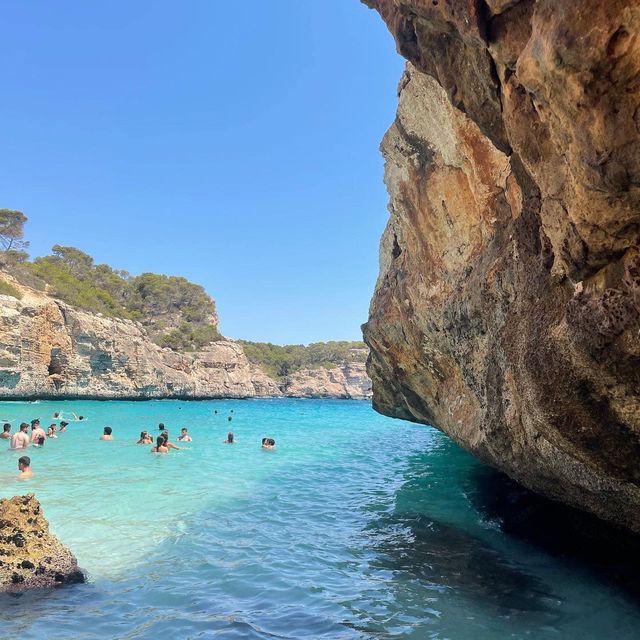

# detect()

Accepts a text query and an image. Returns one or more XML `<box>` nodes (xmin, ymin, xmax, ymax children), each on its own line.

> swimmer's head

<box><xmin>31</xmin><ymin>418</ymin><xmax>40</xmax><ymax>426</ymax></box>
<box><xmin>103</xmin><ymin>426</ymin><xmax>113</xmax><ymax>436</ymax></box>
<box><xmin>228</xmin><ymin>416</ymin><xmax>232</xmax><ymax>422</ymax></box>
<box><xmin>18</xmin><ymin>456</ymin><xmax>30</xmax><ymax>469</ymax></box>
<box><xmin>161</xmin><ymin>432</ymin><xmax>169</xmax><ymax>443</ymax></box>
<box><xmin>37</xmin><ymin>436</ymin><xmax>45</xmax><ymax>445</ymax></box>
<box><xmin>181</xmin><ymin>428</ymin><xmax>188</xmax><ymax>433</ymax></box>
<box><xmin>156</xmin><ymin>436</ymin><xmax>165</xmax><ymax>447</ymax></box>
<box><xmin>159</xmin><ymin>423</ymin><xmax>165</xmax><ymax>431</ymax></box>
<box><xmin>19</xmin><ymin>422</ymin><xmax>29</xmax><ymax>432</ymax></box>
<box><xmin>3</xmin><ymin>423</ymin><xmax>10</xmax><ymax>433</ymax></box>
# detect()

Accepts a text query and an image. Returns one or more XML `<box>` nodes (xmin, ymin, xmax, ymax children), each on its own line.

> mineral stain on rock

<box><xmin>0</xmin><ymin>494</ymin><xmax>85</xmax><ymax>592</ymax></box>
<box><xmin>362</xmin><ymin>0</ymin><xmax>640</xmax><ymax>532</ymax></box>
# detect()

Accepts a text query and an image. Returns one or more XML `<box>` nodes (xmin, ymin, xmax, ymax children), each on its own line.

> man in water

<box><xmin>224</xmin><ymin>432</ymin><xmax>235</xmax><ymax>444</ymax></box>
<box><xmin>10</xmin><ymin>423</ymin><xmax>29</xmax><ymax>449</ymax></box>
<box><xmin>261</xmin><ymin>437</ymin><xmax>276</xmax><ymax>450</ymax></box>
<box><xmin>158</xmin><ymin>422</ymin><xmax>165</xmax><ymax>431</ymax></box>
<box><xmin>59</xmin><ymin>421</ymin><xmax>68</xmax><ymax>432</ymax></box>
<box><xmin>18</xmin><ymin>456</ymin><xmax>33</xmax><ymax>480</ymax></box>
<box><xmin>178</xmin><ymin>428</ymin><xmax>192</xmax><ymax>442</ymax></box>
<box><xmin>100</xmin><ymin>426</ymin><xmax>113</xmax><ymax>441</ymax></box>
<box><xmin>0</xmin><ymin>423</ymin><xmax>11</xmax><ymax>439</ymax></box>
<box><xmin>30</xmin><ymin>419</ymin><xmax>46</xmax><ymax>443</ymax></box>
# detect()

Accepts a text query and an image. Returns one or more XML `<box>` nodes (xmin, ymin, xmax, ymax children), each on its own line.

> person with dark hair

<box><xmin>158</xmin><ymin>423</ymin><xmax>165</xmax><ymax>431</ymax></box>
<box><xmin>160</xmin><ymin>431</ymin><xmax>181</xmax><ymax>451</ymax></box>
<box><xmin>10</xmin><ymin>423</ymin><xmax>30</xmax><ymax>449</ymax></box>
<box><xmin>137</xmin><ymin>431</ymin><xmax>153</xmax><ymax>445</ymax></box>
<box><xmin>33</xmin><ymin>435</ymin><xmax>45</xmax><ymax>447</ymax></box>
<box><xmin>151</xmin><ymin>436</ymin><xmax>168</xmax><ymax>454</ymax></box>
<box><xmin>261</xmin><ymin>437</ymin><xmax>276</xmax><ymax>450</ymax></box>
<box><xmin>0</xmin><ymin>423</ymin><xmax>11</xmax><ymax>439</ymax></box>
<box><xmin>59</xmin><ymin>421</ymin><xmax>68</xmax><ymax>432</ymax></box>
<box><xmin>100</xmin><ymin>426</ymin><xmax>113</xmax><ymax>441</ymax></box>
<box><xmin>227</xmin><ymin>416</ymin><xmax>232</xmax><ymax>423</ymax></box>
<box><xmin>47</xmin><ymin>424</ymin><xmax>58</xmax><ymax>438</ymax></box>
<box><xmin>223</xmin><ymin>432</ymin><xmax>235</xmax><ymax>444</ymax></box>
<box><xmin>18</xmin><ymin>456</ymin><xmax>33</xmax><ymax>480</ymax></box>
<box><xmin>30</xmin><ymin>419</ymin><xmax>46</xmax><ymax>443</ymax></box>
<box><xmin>178</xmin><ymin>428</ymin><xmax>192</xmax><ymax>442</ymax></box>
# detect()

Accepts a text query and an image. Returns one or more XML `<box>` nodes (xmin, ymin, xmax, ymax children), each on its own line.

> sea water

<box><xmin>0</xmin><ymin>399</ymin><xmax>638</xmax><ymax>639</ymax></box>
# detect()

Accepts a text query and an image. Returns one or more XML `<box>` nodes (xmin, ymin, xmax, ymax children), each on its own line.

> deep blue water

<box><xmin>0</xmin><ymin>399</ymin><xmax>639</xmax><ymax>639</ymax></box>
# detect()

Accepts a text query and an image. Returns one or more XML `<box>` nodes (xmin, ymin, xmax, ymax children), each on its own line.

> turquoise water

<box><xmin>0</xmin><ymin>399</ymin><xmax>639</xmax><ymax>639</ymax></box>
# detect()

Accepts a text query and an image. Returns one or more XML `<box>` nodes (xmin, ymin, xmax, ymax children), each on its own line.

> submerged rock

<box><xmin>363</xmin><ymin>0</ymin><xmax>640</xmax><ymax>532</ymax></box>
<box><xmin>0</xmin><ymin>494</ymin><xmax>85</xmax><ymax>591</ymax></box>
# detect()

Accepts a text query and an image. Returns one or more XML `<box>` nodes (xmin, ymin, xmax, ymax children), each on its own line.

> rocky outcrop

<box><xmin>0</xmin><ymin>274</ymin><xmax>371</xmax><ymax>400</ymax></box>
<box><xmin>362</xmin><ymin>0</ymin><xmax>640</xmax><ymax>531</ymax></box>
<box><xmin>281</xmin><ymin>363</ymin><xmax>372</xmax><ymax>399</ymax></box>
<box><xmin>0</xmin><ymin>494</ymin><xmax>84</xmax><ymax>591</ymax></box>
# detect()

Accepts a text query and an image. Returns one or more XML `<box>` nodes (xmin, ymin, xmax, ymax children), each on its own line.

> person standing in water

<box><xmin>47</xmin><ymin>424</ymin><xmax>58</xmax><ymax>438</ymax></box>
<box><xmin>18</xmin><ymin>456</ymin><xmax>33</xmax><ymax>480</ymax></box>
<box><xmin>137</xmin><ymin>431</ymin><xmax>153</xmax><ymax>444</ymax></box>
<box><xmin>0</xmin><ymin>423</ymin><xmax>11</xmax><ymax>439</ymax></box>
<box><xmin>151</xmin><ymin>436</ymin><xmax>169</xmax><ymax>454</ymax></box>
<box><xmin>178</xmin><ymin>428</ymin><xmax>192</xmax><ymax>442</ymax></box>
<box><xmin>30</xmin><ymin>419</ymin><xmax>46</xmax><ymax>443</ymax></box>
<box><xmin>59</xmin><ymin>421</ymin><xmax>68</xmax><ymax>432</ymax></box>
<box><xmin>160</xmin><ymin>431</ymin><xmax>181</xmax><ymax>451</ymax></box>
<box><xmin>223</xmin><ymin>432</ymin><xmax>235</xmax><ymax>444</ymax></box>
<box><xmin>100</xmin><ymin>427</ymin><xmax>113</xmax><ymax>441</ymax></box>
<box><xmin>10</xmin><ymin>423</ymin><xmax>30</xmax><ymax>449</ymax></box>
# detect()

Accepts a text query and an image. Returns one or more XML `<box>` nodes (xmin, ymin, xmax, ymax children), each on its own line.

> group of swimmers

<box><xmin>2</xmin><ymin>410</ymin><xmax>277</xmax><ymax>477</ymax></box>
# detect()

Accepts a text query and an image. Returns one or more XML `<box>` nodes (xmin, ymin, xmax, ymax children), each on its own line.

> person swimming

<box><xmin>151</xmin><ymin>436</ymin><xmax>169</xmax><ymax>454</ymax></box>
<box><xmin>18</xmin><ymin>456</ymin><xmax>33</xmax><ymax>480</ymax></box>
<box><xmin>100</xmin><ymin>426</ymin><xmax>113</xmax><ymax>441</ymax></box>
<box><xmin>47</xmin><ymin>424</ymin><xmax>58</xmax><ymax>438</ymax></box>
<box><xmin>59</xmin><ymin>421</ymin><xmax>68</xmax><ymax>432</ymax></box>
<box><xmin>228</xmin><ymin>416</ymin><xmax>232</xmax><ymax>422</ymax></box>
<box><xmin>0</xmin><ymin>423</ymin><xmax>11</xmax><ymax>439</ymax></box>
<box><xmin>53</xmin><ymin>411</ymin><xmax>62</xmax><ymax>419</ymax></box>
<box><xmin>223</xmin><ymin>432</ymin><xmax>235</xmax><ymax>444</ymax></box>
<box><xmin>160</xmin><ymin>431</ymin><xmax>181</xmax><ymax>451</ymax></box>
<box><xmin>177</xmin><ymin>428</ymin><xmax>192</xmax><ymax>442</ymax></box>
<box><xmin>158</xmin><ymin>422</ymin><xmax>166</xmax><ymax>431</ymax></box>
<box><xmin>137</xmin><ymin>431</ymin><xmax>153</xmax><ymax>445</ymax></box>
<box><xmin>10</xmin><ymin>423</ymin><xmax>30</xmax><ymax>449</ymax></box>
<box><xmin>261</xmin><ymin>437</ymin><xmax>276</xmax><ymax>450</ymax></box>
<box><xmin>71</xmin><ymin>413</ymin><xmax>85</xmax><ymax>422</ymax></box>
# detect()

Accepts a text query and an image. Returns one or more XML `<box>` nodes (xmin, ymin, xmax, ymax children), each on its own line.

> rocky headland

<box><xmin>0</xmin><ymin>274</ymin><xmax>371</xmax><ymax>400</ymax></box>
<box><xmin>362</xmin><ymin>0</ymin><xmax>640</xmax><ymax>532</ymax></box>
<box><xmin>0</xmin><ymin>494</ymin><xmax>84</xmax><ymax>591</ymax></box>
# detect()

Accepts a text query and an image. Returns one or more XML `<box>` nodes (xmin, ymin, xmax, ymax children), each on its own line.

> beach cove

<box><xmin>1</xmin><ymin>399</ymin><xmax>639</xmax><ymax>639</ymax></box>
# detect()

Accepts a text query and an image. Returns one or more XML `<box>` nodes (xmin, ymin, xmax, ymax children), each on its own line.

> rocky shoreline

<box><xmin>0</xmin><ymin>274</ymin><xmax>371</xmax><ymax>401</ymax></box>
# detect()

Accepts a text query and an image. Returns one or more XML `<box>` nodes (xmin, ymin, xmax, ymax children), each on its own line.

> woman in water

<box><xmin>261</xmin><ymin>437</ymin><xmax>276</xmax><ymax>450</ymax></box>
<box><xmin>47</xmin><ymin>424</ymin><xmax>57</xmax><ymax>438</ymax></box>
<box><xmin>137</xmin><ymin>431</ymin><xmax>153</xmax><ymax>444</ymax></box>
<box><xmin>151</xmin><ymin>436</ymin><xmax>169</xmax><ymax>454</ymax></box>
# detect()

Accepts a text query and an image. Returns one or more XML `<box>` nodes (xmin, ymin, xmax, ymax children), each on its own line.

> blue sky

<box><xmin>0</xmin><ymin>1</ymin><xmax>403</xmax><ymax>344</ymax></box>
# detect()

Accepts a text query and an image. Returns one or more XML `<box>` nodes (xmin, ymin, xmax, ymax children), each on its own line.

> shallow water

<box><xmin>0</xmin><ymin>399</ymin><xmax>638</xmax><ymax>639</ymax></box>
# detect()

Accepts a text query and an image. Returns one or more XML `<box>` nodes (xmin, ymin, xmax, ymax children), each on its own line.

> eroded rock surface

<box><xmin>362</xmin><ymin>0</ymin><xmax>640</xmax><ymax>531</ymax></box>
<box><xmin>0</xmin><ymin>275</ymin><xmax>371</xmax><ymax>400</ymax></box>
<box><xmin>282</xmin><ymin>363</ymin><xmax>372</xmax><ymax>399</ymax></box>
<box><xmin>0</xmin><ymin>494</ymin><xmax>84</xmax><ymax>591</ymax></box>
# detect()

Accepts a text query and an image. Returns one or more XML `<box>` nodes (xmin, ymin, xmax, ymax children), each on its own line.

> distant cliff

<box><xmin>362</xmin><ymin>0</ymin><xmax>640</xmax><ymax>532</ymax></box>
<box><xmin>0</xmin><ymin>273</ymin><xmax>371</xmax><ymax>400</ymax></box>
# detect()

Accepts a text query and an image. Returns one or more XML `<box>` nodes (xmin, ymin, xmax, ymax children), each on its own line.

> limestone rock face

<box><xmin>0</xmin><ymin>494</ymin><xmax>84</xmax><ymax>591</ymax></box>
<box><xmin>282</xmin><ymin>363</ymin><xmax>373</xmax><ymax>399</ymax></box>
<box><xmin>363</xmin><ymin>0</ymin><xmax>640</xmax><ymax>531</ymax></box>
<box><xmin>0</xmin><ymin>276</ymin><xmax>280</xmax><ymax>399</ymax></box>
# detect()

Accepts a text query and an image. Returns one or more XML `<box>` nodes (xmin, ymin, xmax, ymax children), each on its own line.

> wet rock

<box><xmin>0</xmin><ymin>494</ymin><xmax>85</xmax><ymax>592</ymax></box>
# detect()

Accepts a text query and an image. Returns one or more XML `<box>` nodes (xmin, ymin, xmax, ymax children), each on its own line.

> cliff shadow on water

<box><xmin>365</xmin><ymin>442</ymin><xmax>640</xmax><ymax>619</ymax></box>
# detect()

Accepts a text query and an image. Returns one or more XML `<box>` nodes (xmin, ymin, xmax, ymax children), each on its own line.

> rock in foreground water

<box><xmin>0</xmin><ymin>494</ymin><xmax>85</xmax><ymax>591</ymax></box>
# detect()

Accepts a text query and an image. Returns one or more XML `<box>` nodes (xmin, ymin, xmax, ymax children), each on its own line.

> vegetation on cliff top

<box><xmin>0</xmin><ymin>211</ymin><xmax>220</xmax><ymax>350</ymax></box>
<box><xmin>239</xmin><ymin>341</ymin><xmax>367</xmax><ymax>379</ymax></box>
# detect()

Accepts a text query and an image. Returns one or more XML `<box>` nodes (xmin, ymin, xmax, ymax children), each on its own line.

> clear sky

<box><xmin>0</xmin><ymin>1</ymin><xmax>403</xmax><ymax>344</ymax></box>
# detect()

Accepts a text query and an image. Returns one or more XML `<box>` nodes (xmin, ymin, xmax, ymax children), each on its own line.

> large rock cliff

<box><xmin>0</xmin><ymin>275</ymin><xmax>371</xmax><ymax>400</ymax></box>
<box><xmin>362</xmin><ymin>0</ymin><xmax>640</xmax><ymax>531</ymax></box>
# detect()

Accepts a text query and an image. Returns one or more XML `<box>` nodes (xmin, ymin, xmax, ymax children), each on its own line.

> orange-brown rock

<box><xmin>362</xmin><ymin>0</ymin><xmax>640</xmax><ymax>531</ymax></box>
<box><xmin>0</xmin><ymin>494</ymin><xmax>84</xmax><ymax>591</ymax></box>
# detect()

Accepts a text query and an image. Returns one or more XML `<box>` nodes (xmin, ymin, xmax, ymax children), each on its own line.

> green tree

<box><xmin>0</xmin><ymin>209</ymin><xmax>29</xmax><ymax>253</ymax></box>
